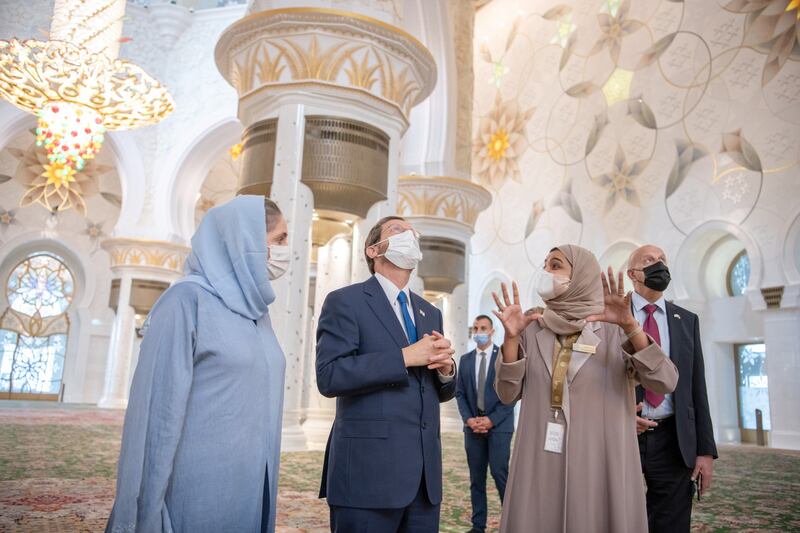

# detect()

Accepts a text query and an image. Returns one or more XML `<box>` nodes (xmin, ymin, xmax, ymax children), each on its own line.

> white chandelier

<box><xmin>0</xmin><ymin>0</ymin><xmax>174</xmax><ymax>213</ymax></box>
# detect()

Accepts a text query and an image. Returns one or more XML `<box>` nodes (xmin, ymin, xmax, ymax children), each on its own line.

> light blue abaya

<box><xmin>106</xmin><ymin>195</ymin><xmax>286</xmax><ymax>533</ymax></box>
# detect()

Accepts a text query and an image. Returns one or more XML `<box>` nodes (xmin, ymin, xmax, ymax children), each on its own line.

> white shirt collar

<box><xmin>632</xmin><ymin>291</ymin><xmax>666</xmax><ymax>314</ymax></box>
<box><xmin>374</xmin><ymin>272</ymin><xmax>411</xmax><ymax>305</ymax></box>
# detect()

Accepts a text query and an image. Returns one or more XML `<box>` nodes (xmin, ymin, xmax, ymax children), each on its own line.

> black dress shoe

<box><xmin>466</xmin><ymin>529</ymin><xmax>485</xmax><ymax>533</ymax></box>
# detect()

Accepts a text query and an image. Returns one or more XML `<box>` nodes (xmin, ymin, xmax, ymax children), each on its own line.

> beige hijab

<box><xmin>538</xmin><ymin>244</ymin><xmax>605</xmax><ymax>335</ymax></box>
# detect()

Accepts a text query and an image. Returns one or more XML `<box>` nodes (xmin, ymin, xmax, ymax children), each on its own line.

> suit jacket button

<box><xmin>422</xmin><ymin>422</ymin><xmax>427</xmax><ymax>429</ymax></box>
<box><xmin>420</xmin><ymin>386</ymin><xmax>426</xmax><ymax>393</ymax></box>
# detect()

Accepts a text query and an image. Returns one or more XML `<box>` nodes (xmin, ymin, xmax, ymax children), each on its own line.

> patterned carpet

<box><xmin>0</xmin><ymin>404</ymin><xmax>798</xmax><ymax>532</ymax></box>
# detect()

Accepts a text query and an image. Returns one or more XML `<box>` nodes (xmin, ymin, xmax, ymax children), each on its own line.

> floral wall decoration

<box><xmin>470</xmin><ymin>0</ymin><xmax>799</xmax><ymax>277</ymax></box>
<box><xmin>724</xmin><ymin>0</ymin><xmax>800</xmax><ymax>86</ymax></box>
<box><xmin>473</xmin><ymin>92</ymin><xmax>536</xmax><ymax>188</ymax></box>
<box><xmin>0</xmin><ymin>127</ymin><xmax>122</xmax><ymax>251</ymax></box>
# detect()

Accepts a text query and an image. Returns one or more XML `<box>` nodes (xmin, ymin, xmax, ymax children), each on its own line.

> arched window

<box><xmin>727</xmin><ymin>251</ymin><xmax>750</xmax><ymax>297</ymax></box>
<box><xmin>0</xmin><ymin>253</ymin><xmax>73</xmax><ymax>400</ymax></box>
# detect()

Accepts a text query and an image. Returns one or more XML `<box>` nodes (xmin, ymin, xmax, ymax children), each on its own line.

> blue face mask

<box><xmin>474</xmin><ymin>333</ymin><xmax>491</xmax><ymax>346</ymax></box>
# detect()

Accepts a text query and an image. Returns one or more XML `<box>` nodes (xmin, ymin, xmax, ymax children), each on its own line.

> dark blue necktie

<box><xmin>397</xmin><ymin>291</ymin><xmax>418</xmax><ymax>343</ymax></box>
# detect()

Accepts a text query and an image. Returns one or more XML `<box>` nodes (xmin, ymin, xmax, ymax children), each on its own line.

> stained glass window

<box><xmin>727</xmin><ymin>251</ymin><xmax>750</xmax><ymax>297</ymax></box>
<box><xmin>7</xmin><ymin>253</ymin><xmax>73</xmax><ymax>317</ymax></box>
<box><xmin>0</xmin><ymin>253</ymin><xmax>73</xmax><ymax>399</ymax></box>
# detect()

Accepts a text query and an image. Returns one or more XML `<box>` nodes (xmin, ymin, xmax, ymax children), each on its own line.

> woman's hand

<box><xmin>586</xmin><ymin>267</ymin><xmax>637</xmax><ymax>331</ymax></box>
<box><xmin>492</xmin><ymin>281</ymin><xmax>540</xmax><ymax>339</ymax></box>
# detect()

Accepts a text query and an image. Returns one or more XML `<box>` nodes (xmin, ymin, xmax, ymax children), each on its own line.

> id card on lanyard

<box><xmin>545</xmin><ymin>412</ymin><xmax>565</xmax><ymax>453</ymax></box>
<box><xmin>545</xmin><ymin>333</ymin><xmax>580</xmax><ymax>454</ymax></box>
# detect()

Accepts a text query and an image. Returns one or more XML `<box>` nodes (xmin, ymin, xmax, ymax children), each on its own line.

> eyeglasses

<box><xmin>383</xmin><ymin>225</ymin><xmax>421</xmax><ymax>239</ymax></box>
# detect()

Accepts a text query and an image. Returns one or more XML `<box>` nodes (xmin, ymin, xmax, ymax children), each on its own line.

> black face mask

<box><xmin>641</xmin><ymin>261</ymin><xmax>671</xmax><ymax>292</ymax></box>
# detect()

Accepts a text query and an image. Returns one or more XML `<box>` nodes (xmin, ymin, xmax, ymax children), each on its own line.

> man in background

<box><xmin>629</xmin><ymin>244</ymin><xmax>718</xmax><ymax>533</ymax></box>
<box><xmin>456</xmin><ymin>314</ymin><xmax>515</xmax><ymax>533</ymax></box>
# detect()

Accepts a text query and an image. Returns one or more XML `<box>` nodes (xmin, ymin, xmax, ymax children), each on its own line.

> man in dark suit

<box><xmin>628</xmin><ymin>244</ymin><xmax>718</xmax><ymax>533</ymax></box>
<box><xmin>316</xmin><ymin>215</ymin><xmax>457</xmax><ymax>533</ymax></box>
<box><xmin>455</xmin><ymin>314</ymin><xmax>515</xmax><ymax>533</ymax></box>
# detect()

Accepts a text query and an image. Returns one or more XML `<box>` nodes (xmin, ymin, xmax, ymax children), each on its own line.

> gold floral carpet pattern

<box><xmin>0</xmin><ymin>404</ymin><xmax>799</xmax><ymax>532</ymax></box>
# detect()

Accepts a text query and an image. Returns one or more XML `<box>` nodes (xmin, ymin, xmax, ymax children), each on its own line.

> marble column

<box><xmin>97</xmin><ymin>238</ymin><xmax>189</xmax><ymax>409</ymax></box>
<box><xmin>763</xmin><ymin>306</ymin><xmax>800</xmax><ymax>450</ymax></box>
<box><xmin>350</xmin><ymin>133</ymin><xmax>403</xmax><ymax>284</ymax></box>
<box><xmin>350</xmin><ymin>220</ymin><xmax>371</xmax><ymax>283</ymax></box>
<box><xmin>304</xmin><ymin>233</ymin><xmax>352</xmax><ymax>449</ymax></box>
<box><xmin>440</xmin><ymin>283</ymin><xmax>469</xmax><ymax>432</ymax></box>
<box><xmin>98</xmin><ymin>273</ymin><xmax>135</xmax><ymax>409</ymax></box>
<box><xmin>269</xmin><ymin>104</ymin><xmax>313</xmax><ymax>451</ymax></box>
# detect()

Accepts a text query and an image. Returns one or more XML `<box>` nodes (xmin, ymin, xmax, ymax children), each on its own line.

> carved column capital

<box><xmin>215</xmin><ymin>7</ymin><xmax>437</xmax><ymax>130</ymax></box>
<box><xmin>101</xmin><ymin>237</ymin><xmax>190</xmax><ymax>277</ymax></box>
<box><xmin>398</xmin><ymin>176</ymin><xmax>491</xmax><ymax>294</ymax></box>
<box><xmin>398</xmin><ymin>175</ymin><xmax>491</xmax><ymax>233</ymax></box>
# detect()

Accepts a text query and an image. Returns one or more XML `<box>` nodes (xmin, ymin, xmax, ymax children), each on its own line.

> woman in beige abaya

<box><xmin>492</xmin><ymin>244</ymin><xmax>678</xmax><ymax>533</ymax></box>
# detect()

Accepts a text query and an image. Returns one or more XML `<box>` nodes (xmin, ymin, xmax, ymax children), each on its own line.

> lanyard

<box><xmin>550</xmin><ymin>333</ymin><xmax>580</xmax><ymax>411</ymax></box>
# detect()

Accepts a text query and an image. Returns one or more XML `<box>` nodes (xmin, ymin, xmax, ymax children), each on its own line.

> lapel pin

<box><xmin>674</xmin><ymin>313</ymin><xmax>681</xmax><ymax>319</ymax></box>
<box><xmin>420</xmin><ymin>309</ymin><xmax>426</xmax><ymax>317</ymax></box>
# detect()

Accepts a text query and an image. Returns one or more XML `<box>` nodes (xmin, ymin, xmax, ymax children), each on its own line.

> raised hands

<box><xmin>491</xmin><ymin>281</ymin><xmax>541</xmax><ymax>339</ymax></box>
<box><xmin>586</xmin><ymin>267</ymin><xmax>637</xmax><ymax>329</ymax></box>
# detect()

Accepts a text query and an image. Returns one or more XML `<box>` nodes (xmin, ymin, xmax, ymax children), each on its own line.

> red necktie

<box><xmin>642</xmin><ymin>304</ymin><xmax>664</xmax><ymax>408</ymax></box>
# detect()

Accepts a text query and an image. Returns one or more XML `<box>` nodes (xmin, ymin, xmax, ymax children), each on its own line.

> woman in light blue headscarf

<box><xmin>106</xmin><ymin>195</ymin><xmax>290</xmax><ymax>533</ymax></box>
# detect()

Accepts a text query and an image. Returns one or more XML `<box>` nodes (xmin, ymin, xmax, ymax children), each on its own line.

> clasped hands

<box><xmin>402</xmin><ymin>330</ymin><xmax>455</xmax><ymax>376</ymax></box>
<box><xmin>466</xmin><ymin>416</ymin><xmax>494</xmax><ymax>434</ymax></box>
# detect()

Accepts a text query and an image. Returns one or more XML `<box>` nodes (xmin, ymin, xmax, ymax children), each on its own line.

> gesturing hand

<box><xmin>586</xmin><ymin>267</ymin><xmax>636</xmax><ymax>328</ymax></box>
<box><xmin>492</xmin><ymin>281</ymin><xmax>540</xmax><ymax>339</ymax></box>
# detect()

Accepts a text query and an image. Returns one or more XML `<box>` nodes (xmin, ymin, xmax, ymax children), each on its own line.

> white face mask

<box><xmin>267</xmin><ymin>245</ymin><xmax>290</xmax><ymax>280</ymax></box>
<box><xmin>536</xmin><ymin>269</ymin><xmax>571</xmax><ymax>301</ymax></box>
<box><xmin>375</xmin><ymin>229</ymin><xmax>423</xmax><ymax>271</ymax></box>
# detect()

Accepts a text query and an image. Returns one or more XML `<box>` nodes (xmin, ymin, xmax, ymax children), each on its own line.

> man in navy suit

<box><xmin>316</xmin><ymin>216</ymin><xmax>457</xmax><ymax>533</ymax></box>
<box><xmin>629</xmin><ymin>245</ymin><xmax>718</xmax><ymax>533</ymax></box>
<box><xmin>455</xmin><ymin>314</ymin><xmax>515</xmax><ymax>533</ymax></box>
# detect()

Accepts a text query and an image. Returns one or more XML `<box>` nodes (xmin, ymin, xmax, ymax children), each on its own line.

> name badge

<box><xmin>573</xmin><ymin>343</ymin><xmax>596</xmax><ymax>354</ymax></box>
<box><xmin>544</xmin><ymin>422</ymin><xmax>565</xmax><ymax>454</ymax></box>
